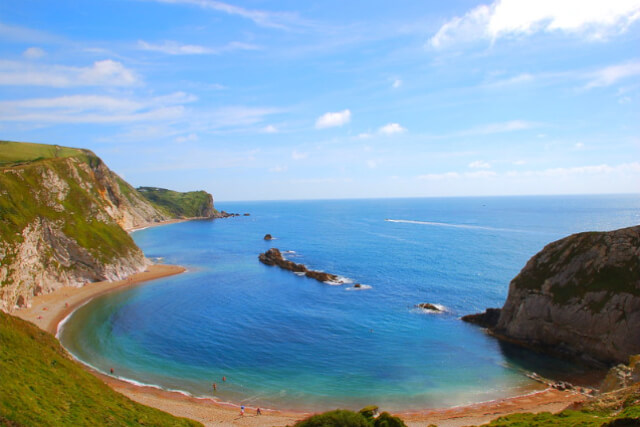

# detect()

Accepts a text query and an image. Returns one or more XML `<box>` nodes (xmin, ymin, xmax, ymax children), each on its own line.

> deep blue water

<box><xmin>60</xmin><ymin>195</ymin><xmax>640</xmax><ymax>411</ymax></box>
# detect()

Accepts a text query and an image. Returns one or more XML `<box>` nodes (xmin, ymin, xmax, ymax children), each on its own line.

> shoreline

<box><xmin>13</xmin><ymin>266</ymin><xmax>587</xmax><ymax>427</ymax></box>
<box><xmin>11</xmin><ymin>213</ymin><xmax>587</xmax><ymax>426</ymax></box>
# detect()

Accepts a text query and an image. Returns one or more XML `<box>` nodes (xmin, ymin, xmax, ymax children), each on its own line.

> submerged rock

<box><xmin>258</xmin><ymin>248</ymin><xmax>339</xmax><ymax>283</ymax></box>
<box><xmin>416</xmin><ymin>303</ymin><xmax>442</xmax><ymax>312</ymax></box>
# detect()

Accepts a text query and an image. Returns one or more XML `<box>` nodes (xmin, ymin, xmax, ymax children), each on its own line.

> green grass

<box><xmin>0</xmin><ymin>311</ymin><xmax>202</xmax><ymax>426</ymax></box>
<box><xmin>0</xmin><ymin>152</ymin><xmax>140</xmax><ymax>289</ymax></box>
<box><xmin>137</xmin><ymin>186</ymin><xmax>215</xmax><ymax>218</ymax></box>
<box><xmin>0</xmin><ymin>140</ymin><xmax>86</xmax><ymax>166</ymax></box>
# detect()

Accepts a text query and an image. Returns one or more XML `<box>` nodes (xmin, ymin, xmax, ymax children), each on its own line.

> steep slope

<box><xmin>0</xmin><ymin>310</ymin><xmax>202</xmax><ymax>426</ymax></box>
<box><xmin>465</xmin><ymin>225</ymin><xmax>640</xmax><ymax>365</ymax></box>
<box><xmin>1</xmin><ymin>141</ymin><xmax>183</xmax><ymax>311</ymax></box>
<box><xmin>137</xmin><ymin>186</ymin><xmax>217</xmax><ymax>218</ymax></box>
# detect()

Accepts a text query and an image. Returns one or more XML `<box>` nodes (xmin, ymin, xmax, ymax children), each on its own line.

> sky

<box><xmin>1</xmin><ymin>0</ymin><xmax>639</xmax><ymax>201</ymax></box>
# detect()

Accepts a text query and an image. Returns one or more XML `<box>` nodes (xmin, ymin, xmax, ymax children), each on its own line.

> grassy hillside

<box><xmin>0</xmin><ymin>154</ymin><xmax>137</xmax><ymax>273</ymax></box>
<box><xmin>0</xmin><ymin>311</ymin><xmax>201</xmax><ymax>426</ymax></box>
<box><xmin>137</xmin><ymin>187</ymin><xmax>216</xmax><ymax>218</ymax></box>
<box><xmin>0</xmin><ymin>140</ymin><xmax>87</xmax><ymax>166</ymax></box>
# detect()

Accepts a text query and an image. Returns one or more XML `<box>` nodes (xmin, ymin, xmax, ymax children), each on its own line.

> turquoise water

<box><xmin>60</xmin><ymin>195</ymin><xmax>640</xmax><ymax>411</ymax></box>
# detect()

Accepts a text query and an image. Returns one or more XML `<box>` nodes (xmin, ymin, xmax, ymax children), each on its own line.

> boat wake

<box><xmin>385</xmin><ymin>219</ymin><xmax>527</xmax><ymax>233</ymax></box>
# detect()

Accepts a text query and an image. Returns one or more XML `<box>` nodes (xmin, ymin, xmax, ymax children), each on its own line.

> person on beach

<box><xmin>257</xmin><ymin>407</ymin><xmax>262</xmax><ymax>415</ymax></box>
<box><xmin>110</xmin><ymin>368</ymin><xmax>114</xmax><ymax>374</ymax></box>
<box><xmin>212</xmin><ymin>383</ymin><xmax>217</xmax><ymax>391</ymax></box>
<box><xmin>240</xmin><ymin>405</ymin><xmax>245</xmax><ymax>416</ymax></box>
<box><xmin>222</xmin><ymin>376</ymin><xmax>226</xmax><ymax>382</ymax></box>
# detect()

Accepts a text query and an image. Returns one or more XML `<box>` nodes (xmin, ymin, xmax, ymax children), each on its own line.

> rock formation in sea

<box><xmin>264</xmin><ymin>234</ymin><xmax>273</xmax><ymax>240</ymax></box>
<box><xmin>258</xmin><ymin>248</ymin><xmax>339</xmax><ymax>283</ymax></box>
<box><xmin>0</xmin><ymin>140</ymin><xmax>219</xmax><ymax>312</ymax></box>
<box><xmin>464</xmin><ymin>225</ymin><xmax>640</xmax><ymax>365</ymax></box>
<box><xmin>416</xmin><ymin>303</ymin><xmax>444</xmax><ymax>312</ymax></box>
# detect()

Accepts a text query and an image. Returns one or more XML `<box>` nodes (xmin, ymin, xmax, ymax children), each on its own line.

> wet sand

<box><xmin>14</xmin><ymin>264</ymin><xmax>586</xmax><ymax>427</ymax></box>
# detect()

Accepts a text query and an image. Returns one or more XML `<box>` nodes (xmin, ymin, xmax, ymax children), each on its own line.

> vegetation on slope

<box><xmin>293</xmin><ymin>406</ymin><xmax>407</xmax><ymax>427</ymax></box>
<box><xmin>0</xmin><ymin>155</ymin><xmax>138</xmax><ymax>277</ymax></box>
<box><xmin>137</xmin><ymin>186</ymin><xmax>216</xmax><ymax>218</ymax></box>
<box><xmin>0</xmin><ymin>140</ymin><xmax>87</xmax><ymax>167</ymax></box>
<box><xmin>0</xmin><ymin>311</ymin><xmax>202</xmax><ymax>426</ymax></box>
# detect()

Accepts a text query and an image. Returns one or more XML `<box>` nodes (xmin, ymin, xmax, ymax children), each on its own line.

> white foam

<box><xmin>324</xmin><ymin>275</ymin><xmax>353</xmax><ymax>286</ymax></box>
<box><xmin>385</xmin><ymin>219</ymin><xmax>527</xmax><ymax>233</ymax></box>
<box><xmin>412</xmin><ymin>304</ymin><xmax>448</xmax><ymax>315</ymax></box>
<box><xmin>345</xmin><ymin>284</ymin><xmax>372</xmax><ymax>291</ymax></box>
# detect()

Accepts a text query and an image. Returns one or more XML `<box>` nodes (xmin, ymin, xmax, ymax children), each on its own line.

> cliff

<box><xmin>0</xmin><ymin>141</ymin><xmax>215</xmax><ymax>312</ymax></box>
<box><xmin>466</xmin><ymin>225</ymin><xmax>640</xmax><ymax>365</ymax></box>
<box><xmin>137</xmin><ymin>186</ymin><xmax>217</xmax><ymax>218</ymax></box>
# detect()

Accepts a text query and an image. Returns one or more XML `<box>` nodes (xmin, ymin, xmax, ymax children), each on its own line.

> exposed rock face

<box><xmin>492</xmin><ymin>225</ymin><xmax>640</xmax><ymax>365</ymax></box>
<box><xmin>0</xmin><ymin>153</ymin><xmax>171</xmax><ymax>311</ymax></box>
<box><xmin>0</xmin><ymin>145</ymin><xmax>215</xmax><ymax>312</ymax></box>
<box><xmin>258</xmin><ymin>248</ymin><xmax>339</xmax><ymax>283</ymax></box>
<box><xmin>461</xmin><ymin>308</ymin><xmax>501</xmax><ymax>328</ymax></box>
<box><xmin>416</xmin><ymin>303</ymin><xmax>443</xmax><ymax>312</ymax></box>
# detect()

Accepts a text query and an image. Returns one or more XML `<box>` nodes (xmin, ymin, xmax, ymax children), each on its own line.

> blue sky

<box><xmin>1</xmin><ymin>0</ymin><xmax>639</xmax><ymax>201</ymax></box>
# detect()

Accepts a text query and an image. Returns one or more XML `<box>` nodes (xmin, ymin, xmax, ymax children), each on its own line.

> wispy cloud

<box><xmin>137</xmin><ymin>39</ymin><xmax>258</xmax><ymax>55</ymax></box>
<box><xmin>150</xmin><ymin>0</ymin><xmax>316</xmax><ymax>31</ymax></box>
<box><xmin>585</xmin><ymin>61</ymin><xmax>640</xmax><ymax>88</ymax></box>
<box><xmin>0</xmin><ymin>92</ymin><xmax>196</xmax><ymax>124</ymax></box>
<box><xmin>291</xmin><ymin>150</ymin><xmax>308</xmax><ymax>160</ymax></box>
<box><xmin>429</xmin><ymin>0</ymin><xmax>640</xmax><ymax>49</ymax></box>
<box><xmin>0</xmin><ymin>59</ymin><xmax>139</xmax><ymax>87</ymax></box>
<box><xmin>392</xmin><ymin>79</ymin><xmax>402</xmax><ymax>89</ymax></box>
<box><xmin>315</xmin><ymin>109</ymin><xmax>351</xmax><ymax>129</ymax></box>
<box><xmin>454</xmin><ymin>120</ymin><xmax>539</xmax><ymax>137</ymax></box>
<box><xmin>469</xmin><ymin>160</ymin><xmax>491</xmax><ymax>169</ymax></box>
<box><xmin>378</xmin><ymin>123</ymin><xmax>406</xmax><ymax>135</ymax></box>
<box><xmin>0</xmin><ymin>21</ymin><xmax>65</xmax><ymax>44</ymax></box>
<box><xmin>261</xmin><ymin>124</ymin><xmax>279</xmax><ymax>133</ymax></box>
<box><xmin>22</xmin><ymin>47</ymin><xmax>45</xmax><ymax>59</ymax></box>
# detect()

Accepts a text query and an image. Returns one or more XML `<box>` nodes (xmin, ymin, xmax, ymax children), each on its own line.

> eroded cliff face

<box><xmin>0</xmin><ymin>153</ymin><xmax>172</xmax><ymax>311</ymax></box>
<box><xmin>494</xmin><ymin>225</ymin><xmax>640</xmax><ymax>365</ymax></box>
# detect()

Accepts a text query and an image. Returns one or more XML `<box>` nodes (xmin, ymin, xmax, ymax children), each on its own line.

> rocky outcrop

<box><xmin>461</xmin><ymin>308</ymin><xmax>501</xmax><ymax>328</ymax></box>
<box><xmin>258</xmin><ymin>248</ymin><xmax>339</xmax><ymax>283</ymax></box>
<box><xmin>0</xmin><ymin>142</ymin><xmax>217</xmax><ymax>312</ymax></box>
<box><xmin>468</xmin><ymin>226</ymin><xmax>640</xmax><ymax>365</ymax></box>
<box><xmin>137</xmin><ymin>187</ymin><xmax>218</xmax><ymax>219</ymax></box>
<box><xmin>416</xmin><ymin>303</ymin><xmax>444</xmax><ymax>313</ymax></box>
<box><xmin>600</xmin><ymin>355</ymin><xmax>640</xmax><ymax>393</ymax></box>
<box><xmin>264</xmin><ymin>234</ymin><xmax>273</xmax><ymax>240</ymax></box>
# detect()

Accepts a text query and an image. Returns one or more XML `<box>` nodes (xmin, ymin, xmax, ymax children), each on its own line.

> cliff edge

<box><xmin>0</xmin><ymin>141</ymin><xmax>216</xmax><ymax>312</ymax></box>
<box><xmin>465</xmin><ymin>225</ymin><xmax>640</xmax><ymax>365</ymax></box>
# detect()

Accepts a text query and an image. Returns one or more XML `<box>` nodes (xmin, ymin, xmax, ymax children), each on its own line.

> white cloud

<box><xmin>262</xmin><ymin>124</ymin><xmax>279</xmax><ymax>133</ymax></box>
<box><xmin>429</xmin><ymin>0</ymin><xmax>640</xmax><ymax>48</ymax></box>
<box><xmin>151</xmin><ymin>0</ymin><xmax>314</xmax><ymax>31</ymax></box>
<box><xmin>269</xmin><ymin>165</ymin><xmax>287</xmax><ymax>173</ymax></box>
<box><xmin>574</xmin><ymin>142</ymin><xmax>585</xmax><ymax>149</ymax></box>
<box><xmin>379</xmin><ymin>123</ymin><xmax>406</xmax><ymax>135</ymax></box>
<box><xmin>0</xmin><ymin>59</ymin><xmax>139</xmax><ymax>87</ymax></box>
<box><xmin>138</xmin><ymin>40</ymin><xmax>258</xmax><ymax>55</ymax></box>
<box><xmin>0</xmin><ymin>92</ymin><xmax>194</xmax><ymax>124</ymax></box>
<box><xmin>392</xmin><ymin>79</ymin><xmax>402</xmax><ymax>88</ymax></box>
<box><xmin>457</xmin><ymin>120</ymin><xmax>537</xmax><ymax>136</ymax></box>
<box><xmin>291</xmin><ymin>150</ymin><xmax>308</xmax><ymax>160</ymax></box>
<box><xmin>585</xmin><ymin>61</ymin><xmax>640</xmax><ymax>88</ymax></box>
<box><xmin>315</xmin><ymin>109</ymin><xmax>351</xmax><ymax>129</ymax></box>
<box><xmin>367</xmin><ymin>159</ymin><xmax>378</xmax><ymax>168</ymax></box>
<box><xmin>469</xmin><ymin>160</ymin><xmax>491</xmax><ymax>169</ymax></box>
<box><xmin>175</xmin><ymin>133</ymin><xmax>199</xmax><ymax>143</ymax></box>
<box><xmin>22</xmin><ymin>47</ymin><xmax>45</xmax><ymax>59</ymax></box>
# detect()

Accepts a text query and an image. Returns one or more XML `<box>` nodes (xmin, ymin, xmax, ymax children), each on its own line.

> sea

<box><xmin>59</xmin><ymin>194</ymin><xmax>640</xmax><ymax>412</ymax></box>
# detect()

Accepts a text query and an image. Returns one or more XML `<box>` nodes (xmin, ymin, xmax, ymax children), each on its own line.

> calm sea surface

<box><xmin>60</xmin><ymin>195</ymin><xmax>640</xmax><ymax>411</ymax></box>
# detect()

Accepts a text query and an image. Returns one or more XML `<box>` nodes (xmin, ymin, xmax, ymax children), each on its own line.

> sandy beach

<box><xmin>14</xmin><ymin>264</ymin><xmax>586</xmax><ymax>427</ymax></box>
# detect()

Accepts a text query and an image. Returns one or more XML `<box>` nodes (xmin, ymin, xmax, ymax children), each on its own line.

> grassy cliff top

<box><xmin>0</xmin><ymin>311</ymin><xmax>202</xmax><ymax>426</ymax></box>
<box><xmin>0</xmin><ymin>140</ymin><xmax>91</xmax><ymax>167</ymax></box>
<box><xmin>137</xmin><ymin>186</ymin><xmax>215</xmax><ymax>218</ymax></box>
